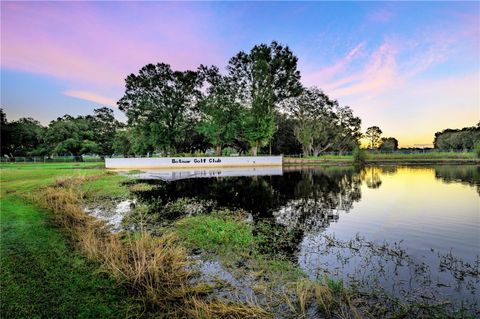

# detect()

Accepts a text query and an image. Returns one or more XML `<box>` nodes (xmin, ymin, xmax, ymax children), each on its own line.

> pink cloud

<box><xmin>303</xmin><ymin>42</ymin><xmax>366</xmax><ymax>85</ymax></box>
<box><xmin>63</xmin><ymin>90</ymin><xmax>117</xmax><ymax>107</ymax></box>
<box><xmin>1</xmin><ymin>2</ymin><xmax>227</xmax><ymax>89</ymax></box>
<box><xmin>318</xmin><ymin>42</ymin><xmax>398</xmax><ymax>99</ymax></box>
<box><xmin>303</xmin><ymin>9</ymin><xmax>479</xmax><ymax>103</ymax></box>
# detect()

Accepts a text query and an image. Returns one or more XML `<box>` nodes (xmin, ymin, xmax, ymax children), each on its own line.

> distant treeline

<box><xmin>433</xmin><ymin>124</ymin><xmax>480</xmax><ymax>151</ymax></box>
<box><xmin>1</xmin><ymin>107</ymin><xmax>121</xmax><ymax>159</ymax></box>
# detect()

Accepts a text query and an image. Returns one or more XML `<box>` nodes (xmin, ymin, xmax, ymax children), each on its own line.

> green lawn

<box><xmin>0</xmin><ymin>163</ymin><xmax>133</xmax><ymax>318</ymax></box>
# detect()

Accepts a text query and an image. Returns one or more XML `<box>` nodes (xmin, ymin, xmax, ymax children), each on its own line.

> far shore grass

<box><xmin>286</xmin><ymin>151</ymin><xmax>479</xmax><ymax>164</ymax></box>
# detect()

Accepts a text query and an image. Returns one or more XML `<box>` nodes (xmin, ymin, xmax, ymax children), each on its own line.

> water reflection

<box><xmin>133</xmin><ymin>166</ymin><xmax>283</xmax><ymax>181</ymax></box>
<box><xmin>434</xmin><ymin>165</ymin><xmax>480</xmax><ymax>195</ymax></box>
<box><xmin>131</xmin><ymin>165</ymin><xmax>480</xmax><ymax>312</ymax></box>
<box><xmin>134</xmin><ymin>166</ymin><xmax>364</xmax><ymax>237</ymax></box>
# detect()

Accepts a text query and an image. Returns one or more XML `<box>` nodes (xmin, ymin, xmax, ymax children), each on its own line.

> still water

<box><xmin>133</xmin><ymin>165</ymin><xmax>480</xmax><ymax>310</ymax></box>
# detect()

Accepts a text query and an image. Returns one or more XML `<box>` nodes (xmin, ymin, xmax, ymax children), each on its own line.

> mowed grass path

<box><xmin>0</xmin><ymin>163</ymin><xmax>132</xmax><ymax>318</ymax></box>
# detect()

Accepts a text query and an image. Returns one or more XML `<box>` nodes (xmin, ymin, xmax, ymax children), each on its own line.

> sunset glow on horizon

<box><xmin>1</xmin><ymin>1</ymin><xmax>479</xmax><ymax>147</ymax></box>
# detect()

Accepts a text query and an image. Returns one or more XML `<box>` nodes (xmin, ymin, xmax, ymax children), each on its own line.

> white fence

<box><xmin>105</xmin><ymin>156</ymin><xmax>283</xmax><ymax>169</ymax></box>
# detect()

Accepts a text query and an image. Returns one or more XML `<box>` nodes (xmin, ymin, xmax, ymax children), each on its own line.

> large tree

<box><xmin>263</xmin><ymin>112</ymin><xmax>302</xmax><ymax>155</ymax></box>
<box><xmin>118</xmin><ymin>63</ymin><xmax>203</xmax><ymax>154</ymax></box>
<box><xmin>113</xmin><ymin>129</ymin><xmax>134</xmax><ymax>157</ymax></box>
<box><xmin>379</xmin><ymin>137</ymin><xmax>399</xmax><ymax>151</ymax></box>
<box><xmin>227</xmin><ymin>41</ymin><xmax>302</xmax><ymax>155</ymax></box>
<box><xmin>365</xmin><ymin>126</ymin><xmax>383</xmax><ymax>150</ymax></box>
<box><xmin>88</xmin><ymin>107</ymin><xmax>122</xmax><ymax>157</ymax></box>
<box><xmin>0</xmin><ymin>112</ymin><xmax>45</xmax><ymax>157</ymax></box>
<box><xmin>285</xmin><ymin>88</ymin><xmax>362</xmax><ymax>156</ymax></box>
<box><xmin>196</xmin><ymin>65</ymin><xmax>245</xmax><ymax>155</ymax></box>
<box><xmin>44</xmin><ymin>115</ymin><xmax>99</xmax><ymax>160</ymax></box>
<box><xmin>0</xmin><ymin>108</ymin><xmax>8</xmax><ymax>156</ymax></box>
<box><xmin>434</xmin><ymin>124</ymin><xmax>480</xmax><ymax>151</ymax></box>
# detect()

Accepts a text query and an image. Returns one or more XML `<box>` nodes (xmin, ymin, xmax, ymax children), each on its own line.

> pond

<box><xmin>131</xmin><ymin>165</ymin><xmax>480</xmax><ymax>312</ymax></box>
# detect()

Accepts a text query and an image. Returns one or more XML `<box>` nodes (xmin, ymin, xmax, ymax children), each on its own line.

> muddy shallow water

<box><xmin>131</xmin><ymin>165</ymin><xmax>480</xmax><ymax>312</ymax></box>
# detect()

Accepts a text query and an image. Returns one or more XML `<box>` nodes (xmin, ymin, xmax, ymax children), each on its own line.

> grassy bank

<box><xmin>285</xmin><ymin>151</ymin><xmax>479</xmax><ymax>165</ymax></box>
<box><xmin>1</xmin><ymin>163</ymin><xmax>271</xmax><ymax>318</ymax></box>
<box><xmin>0</xmin><ymin>163</ymin><xmax>135</xmax><ymax>318</ymax></box>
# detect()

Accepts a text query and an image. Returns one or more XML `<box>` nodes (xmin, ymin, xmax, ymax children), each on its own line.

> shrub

<box><xmin>352</xmin><ymin>145</ymin><xmax>367</xmax><ymax>164</ymax></box>
<box><xmin>475</xmin><ymin>140</ymin><xmax>480</xmax><ymax>158</ymax></box>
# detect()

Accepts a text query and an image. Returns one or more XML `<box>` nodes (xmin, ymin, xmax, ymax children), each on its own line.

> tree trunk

<box><xmin>303</xmin><ymin>146</ymin><xmax>310</xmax><ymax>157</ymax></box>
<box><xmin>215</xmin><ymin>145</ymin><xmax>222</xmax><ymax>156</ymax></box>
<box><xmin>313</xmin><ymin>143</ymin><xmax>333</xmax><ymax>157</ymax></box>
<box><xmin>251</xmin><ymin>141</ymin><xmax>259</xmax><ymax>156</ymax></box>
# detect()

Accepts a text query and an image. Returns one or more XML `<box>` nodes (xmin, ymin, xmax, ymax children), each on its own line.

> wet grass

<box><xmin>173</xmin><ymin>212</ymin><xmax>365</xmax><ymax>317</ymax></box>
<box><xmin>176</xmin><ymin>213</ymin><xmax>255</xmax><ymax>255</ymax></box>
<box><xmin>79</xmin><ymin>173</ymin><xmax>130</xmax><ymax>200</ymax></box>
<box><xmin>175</xmin><ymin>213</ymin><xmax>304</xmax><ymax>280</ymax></box>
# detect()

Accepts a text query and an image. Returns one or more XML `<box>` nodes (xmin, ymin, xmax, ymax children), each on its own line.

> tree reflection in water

<box><xmin>134</xmin><ymin>166</ymin><xmax>366</xmax><ymax>258</ymax></box>
<box><xmin>132</xmin><ymin>164</ymin><xmax>479</xmax><ymax>259</ymax></box>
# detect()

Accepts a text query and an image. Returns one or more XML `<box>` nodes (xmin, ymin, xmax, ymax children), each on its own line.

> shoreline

<box><xmin>283</xmin><ymin>157</ymin><xmax>480</xmax><ymax>166</ymax></box>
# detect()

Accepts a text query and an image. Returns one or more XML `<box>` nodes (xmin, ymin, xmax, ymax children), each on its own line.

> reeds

<box><xmin>30</xmin><ymin>175</ymin><xmax>271</xmax><ymax>318</ymax></box>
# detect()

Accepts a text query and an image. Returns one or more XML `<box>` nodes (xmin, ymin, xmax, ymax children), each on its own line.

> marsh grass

<box><xmin>176</xmin><ymin>213</ymin><xmax>254</xmax><ymax>255</ymax></box>
<box><xmin>185</xmin><ymin>297</ymin><xmax>274</xmax><ymax>319</ymax></box>
<box><xmin>175</xmin><ymin>213</ymin><xmax>369</xmax><ymax>318</ymax></box>
<box><xmin>29</xmin><ymin>175</ymin><xmax>272</xmax><ymax>318</ymax></box>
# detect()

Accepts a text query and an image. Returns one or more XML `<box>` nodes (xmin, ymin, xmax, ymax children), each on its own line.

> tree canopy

<box><xmin>434</xmin><ymin>124</ymin><xmax>480</xmax><ymax>151</ymax></box>
<box><xmin>365</xmin><ymin>126</ymin><xmax>383</xmax><ymax>150</ymax></box>
<box><xmin>227</xmin><ymin>41</ymin><xmax>302</xmax><ymax>155</ymax></box>
<box><xmin>118</xmin><ymin>63</ymin><xmax>203</xmax><ymax>154</ymax></box>
<box><xmin>283</xmin><ymin>88</ymin><xmax>362</xmax><ymax>156</ymax></box>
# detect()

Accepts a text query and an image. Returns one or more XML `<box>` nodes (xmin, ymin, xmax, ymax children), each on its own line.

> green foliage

<box><xmin>43</xmin><ymin>116</ymin><xmax>98</xmax><ymax>157</ymax></box>
<box><xmin>196</xmin><ymin>66</ymin><xmax>245</xmax><ymax>154</ymax></box>
<box><xmin>365</xmin><ymin>126</ymin><xmax>382</xmax><ymax>150</ymax></box>
<box><xmin>176</xmin><ymin>214</ymin><xmax>254</xmax><ymax>254</ymax></box>
<box><xmin>113</xmin><ymin>129</ymin><xmax>134</xmax><ymax>156</ymax></box>
<box><xmin>118</xmin><ymin>63</ymin><xmax>203</xmax><ymax>154</ymax></box>
<box><xmin>90</xmin><ymin>107</ymin><xmax>122</xmax><ymax>156</ymax></box>
<box><xmin>228</xmin><ymin>41</ymin><xmax>302</xmax><ymax>154</ymax></box>
<box><xmin>0</xmin><ymin>114</ymin><xmax>44</xmax><ymax>157</ymax></box>
<box><xmin>434</xmin><ymin>124</ymin><xmax>480</xmax><ymax>151</ymax></box>
<box><xmin>265</xmin><ymin>112</ymin><xmax>302</xmax><ymax>155</ymax></box>
<box><xmin>379</xmin><ymin>137</ymin><xmax>399</xmax><ymax>151</ymax></box>
<box><xmin>221</xmin><ymin>147</ymin><xmax>237</xmax><ymax>156</ymax></box>
<box><xmin>244</xmin><ymin>113</ymin><xmax>276</xmax><ymax>155</ymax></box>
<box><xmin>352</xmin><ymin>145</ymin><xmax>367</xmax><ymax>164</ymax></box>
<box><xmin>286</xmin><ymin>88</ymin><xmax>362</xmax><ymax>156</ymax></box>
<box><xmin>1</xmin><ymin>107</ymin><xmax>122</xmax><ymax>158</ymax></box>
<box><xmin>325</xmin><ymin>278</ymin><xmax>344</xmax><ymax>293</ymax></box>
<box><xmin>474</xmin><ymin>140</ymin><xmax>480</xmax><ymax>158</ymax></box>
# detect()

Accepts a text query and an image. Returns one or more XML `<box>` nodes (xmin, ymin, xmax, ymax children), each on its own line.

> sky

<box><xmin>1</xmin><ymin>1</ymin><xmax>479</xmax><ymax>147</ymax></box>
